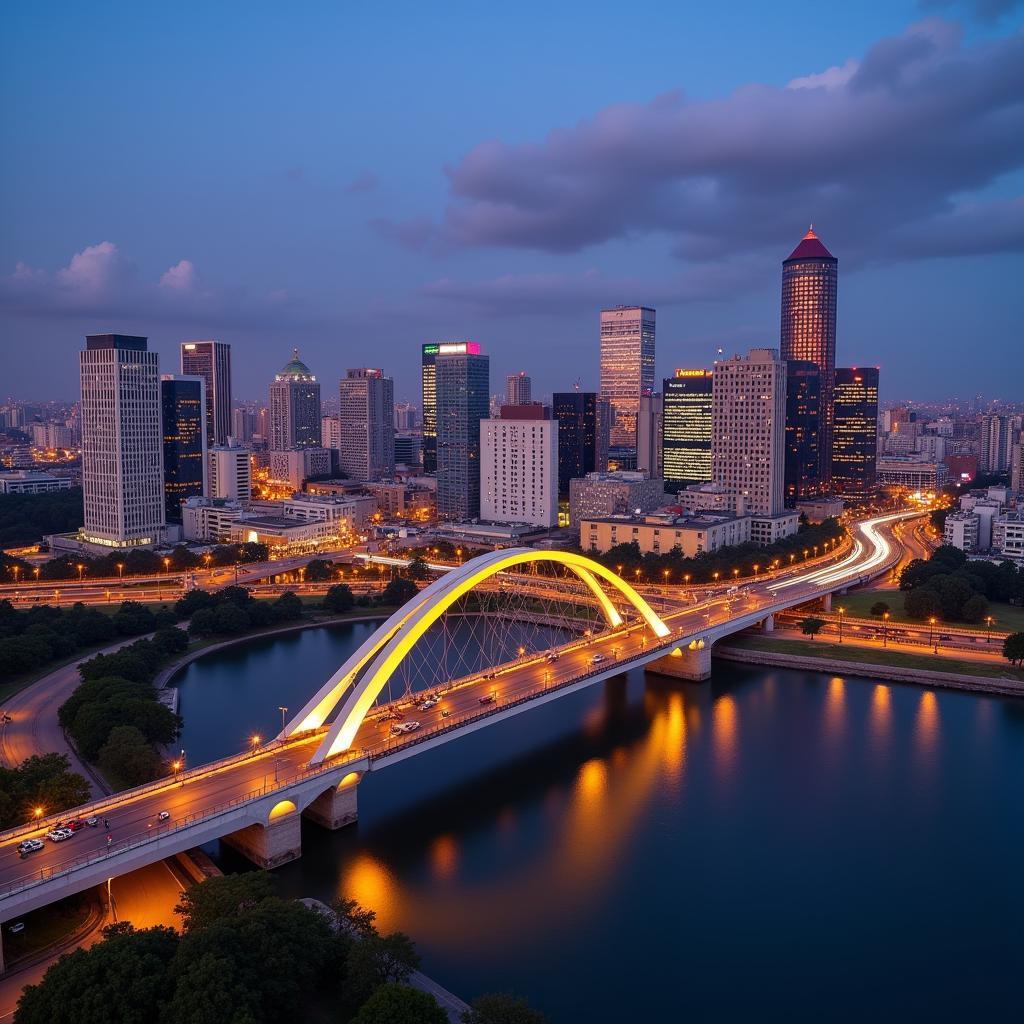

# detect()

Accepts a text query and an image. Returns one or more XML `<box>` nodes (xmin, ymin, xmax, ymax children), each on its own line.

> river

<box><xmin>172</xmin><ymin>620</ymin><xmax>1024</xmax><ymax>1022</ymax></box>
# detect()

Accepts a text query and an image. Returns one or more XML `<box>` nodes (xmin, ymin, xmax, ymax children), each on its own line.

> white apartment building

<box><xmin>944</xmin><ymin>512</ymin><xmax>980</xmax><ymax>552</ymax></box>
<box><xmin>875</xmin><ymin>457</ymin><xmax>949</xmax><ymax>492</ymax></box>
<box><xmin>182</xmin><ymin>497</ymin><xmax>246</xmax><ymax>542</ymax></box>
<box><xmin>711</xmin><ymin>348</ymin><xmax>787</xmax><ymax>516</ymax></box>
<box><xmin>992</xmin><ymin>512</ymin><xmax>1024</xmax><ymax>561</ymax></box>
<box><xmin>0</xmin><ymin>471</ymin><xmax>74</xmax><ymax>495</ymax></box>
<box><xmin>338</xmin><ymin>368</ymin><xmax>395</xmax><ymax>481</ymax></box>
<box><xmin>209</xmin><ymin>444</ymin><xmax>252</xmax><ymax>503</ymax></box>
<box><xmin>321</xmin><ymin>416</ymin><xmax>342</xmax><ymax>451</ymax></box>
<box><xmin>480</xmin><ymin>409</ymin><xmax>558</xmax><ymax>528</ymax></box>
<box><xmin>248</xmin><ymin>492</ymin><xmax>376</xmax><ymax>529</ymax></box>
<box><xmin>79</xmin><ymin>334</ymin><xmax>165</xmax><ymax>548</ymax></box>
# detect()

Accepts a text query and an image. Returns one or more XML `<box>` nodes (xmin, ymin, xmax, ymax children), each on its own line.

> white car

<box><xmin>18</xmin><ymin>839</ymin><xmax>44</xmax><ymax>855</ymax></box>
<box><xmin>390</xmin><ymin>721</ymin><xmax>422</xmax><ymax>735</ymax></box>
<box><xmin>46</xmin><ymin>828</ymin><xmax>73</xmax><ymax>842</ymax></box>
<box><xmin>157</xmin><ymin>811</ymin><xmax>171</xmax><ymax>822</ymax></box>
<box><xmin>590</xmin><ymin>653</ymin><xmax>608</xmax><ymax>665</ymax></box>
<box><xmin>416</xmin><ymin>698</ymin><xmax>438</xmax><ymax>711</ymax></box>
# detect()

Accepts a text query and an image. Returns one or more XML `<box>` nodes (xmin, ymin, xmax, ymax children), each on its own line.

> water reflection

<box><xmin>712</xmin><ymin>693</ymin><xmax>738</xmax><ymax>779</ymax></box>
<box><xmin>825</xmin><ymin>677</ymin><xmax>846</xmax><ymax>743</ymax></box>
<box><xmin>869</xmin><ymin>684</ymin><xmax>892</xmax><ymax>752</ymax></box>
<box><xmin>914</xmin><ymin>690</ymin><xmax>940</xmax><ymax>764</ymax></box>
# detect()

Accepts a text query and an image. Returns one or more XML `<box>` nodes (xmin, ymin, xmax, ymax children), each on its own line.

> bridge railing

<box><xmin>0</xmin><ymin>748</ymin><xmax>370</xmax><ymax>905</ymax></box>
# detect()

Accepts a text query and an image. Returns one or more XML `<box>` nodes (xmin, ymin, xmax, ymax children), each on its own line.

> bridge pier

<box><xmin>303</xmin><ymin>772</ymin><xmax>360</xmax><ymax>830</ymax></box>
<box><xmin>646</xmin><ymin>643</ymin><xmax>712</xmax><ymax>682</ymax></box>
<box><xmin>822</xmin><ymin>593</ymin><xmax>833</xmax><ymax>612</ymax></box>
<box><xmin>761</xmin><ymin>614</ymin><xmax>775</xmax><ymax>633</ymax></box>
<box><xmin>221</xmin><ymin>804</ymin><xmax>302</xmax><ymax>869</ymax></box>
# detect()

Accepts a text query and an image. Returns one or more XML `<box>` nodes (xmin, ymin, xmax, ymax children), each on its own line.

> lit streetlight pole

<box><xmin>278</xmin><ymin>706</ymin><xmax>288</xmax><ymax>737</ymax></box>
<box><xmin>838</xmin><ymin>606</ymin><xmax>845</xmax><ymax>643</ymax></box>
<box><xmin>929</xmin><ymin>616</ymin><xmax>937</xmax><ymax>653</ymax></box>
<box><xmin>882</xmin><ymin>612</ymin><xmax>890</xmax><ymax>648</ymax></box>
<box><xmin>985</xmin><ymin>615</ymin><xmax>994</xmax><ymax>643</ymax></box>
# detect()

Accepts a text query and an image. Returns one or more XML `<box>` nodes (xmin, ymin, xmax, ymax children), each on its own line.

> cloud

<box><xmin>920</xmin><ymin>0</ymin><xmax>1024</xmax><ymax>23</ymax></box>
<box><xmin>382</xmin><ymin>19</ymin><xmax>1024</xmax><ymax>269</ymax></box>
<box><xmin>344</xmin><ymin>171</ymin><xmax>379</xmax><ymax>194</ymax></box>
<box><xmin>53</xmin><ymin>241</ymin><xmax>133</xmax><ymax>299</ymax></box>
<box><xmin>159</xmin><ymin>259</ymin><xmax>199</xmax><ymax>292</ymax></box>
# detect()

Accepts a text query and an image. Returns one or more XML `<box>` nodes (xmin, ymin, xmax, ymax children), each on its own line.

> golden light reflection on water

<box><xmin>824</xmin><ymin>677</ymin><xmax>845</xmax><ymax>742</ymax></box>
<box><xmin>712</xmin><ymin>694</ymin><xmax>737</xmax><ymax>775</ymax></box>
<box><xmin>915</xmin><ymin>690</ymin><xmax>940</xmax><ymax>760</ymax></box>
<box><xmin>430</xmin><ymin>834</ymin><xmax>459</xmax><ymax>881</ymax></box>
<box><xmin>869</xmin><ymin>684</ymin><xmax>891</xmax><ymax>749</ymax></box>
<box><xmin>663</xmin><ymin>692</ymin><xmax>686</xmax><ymax>781</ymax></box>
<box><xmin>341</xmin><ymin>853</ymin><xmax>400</xmax><ymax>932</ymax></box>
<box><xmin>576</xmin><ymin>757</ymin><xmax>608</xmax><ymax>807</ymax></box>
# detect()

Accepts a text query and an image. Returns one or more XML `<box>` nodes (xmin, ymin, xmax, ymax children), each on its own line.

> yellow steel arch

<box><xmin>304</xmin><ymin>548</ymin><xmax>668</xmax><ymax>764</ymax></box>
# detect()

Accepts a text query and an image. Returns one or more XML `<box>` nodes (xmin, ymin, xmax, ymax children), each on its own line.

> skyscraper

<box><xmin>600</xmin><ymin>306</ymin><xmax>656</xmax><ymax>453</ymax></box>
<box><xmin>269</xmin><ymin>349</ymin><xmax>321</xmax><ymax>451</ymax></box>
<box><xmin>662</xmin><ymin>369</ymin><xmax>713</xmax><ymax>491</ymax></box>
<box><xmin>80</xmin><ymin>335</ymin><xmax>165</xmax><ymax>547</ymax></box>
<box><xmin>712</xmin><ymin>349</ymin><xmax>787</xmax><ymax>516</ymax></box>
<box><xmin>552</xmin><ymin>392</ymin><xmax>609</xmax><ymax>498</ymax></box>
<box><xmin>338</xmin><ymin>368</ymin><xmax>395</xmax><ymax>480</ymax></box>
<box><xmin>980</xmin><ymin>414</ymin><xmax>1013</xmax><ymax>473</ymax></box>
<box><xmin>505</xmin><ymin>372</ymin><xmax>532</xmax><ymax>406</ymax></box>
<box><xmin>436</xmin><ymin>345</ymin><xmax>489</xmax><ymax>520</ymax></box>
<box><xmin>421</xmin><ymin>343</ymin><xmax>438</xmax><ymax>473</ymax></box>
<box><xmin>161</xmin><ymin>374</ymin><xmax>207</xmax><ymax>523</ymax></box>
<box><xmin>181</xmin><ymin>340</ymin><xmax>232</xmax><ymax>446</ymax></box>
<box><xmin>832</xmin><ymin>367</ymin><xmax>879</xmax><ymax>498</ymax></box>
<box><xmin>781</xmin><ymin>227</ymin><xmax>837</xmax><ymax>489</ymax></box>
<box><xmin>481</xmin><ymin>405</ymin><xmax>558</xmax><ymax>528</ymax></box>
<box><xmin>783</xmin><ymin>360</ymin><xmax>822</xmax><ymax>505</ymax></box>
<box><xmin>636</xmin><ymin>392</ymin><xmax>663</xmax><ymax>478</ymax></box>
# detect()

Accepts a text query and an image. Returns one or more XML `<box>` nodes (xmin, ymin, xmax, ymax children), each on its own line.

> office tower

<box><xmin>436</xmin><ymin>345</ymin><xmax>489</xmax><ymax>520</ymax></box>
<box><xmin>552</xmin><ymin>392</ymin><xmax>609</xmax><ymax>498</ymax></box>
<box><xmin>831</xmin><ymin>367</ymin><xmax>879</xmax><ymax>498</ymax></box>
<box><xmin>980</xmin><ymin>414</ymin><xmax>1013</xmax><ymax>473</ymax></box>
<box><xmin>600</xmin><ymin>306</ymin><xmax>656</xmax><ymax>453</ymax></box>
<box><xmin>783</xmin><ymin>360</ymin><xmax>822</xmax><ymax>505</ymax></box>
<box><xmin>481</xmin><ymin>404</ymin><xmax>558</xmax><ymax>528</ymax></box>
<box><xmin>505</xmin><ymin>372</ymin><xmax>532</xmax><ymax>406</ymax></box>
<box><xmin>181</xmin><ymin>340</ymin><xmax>232</xmax><ymax>446</ymax></box>
<box><xmin>636</xmin><ymin>392</ymin><xmax>663</xmax><ymax>478</ymax></box>
<box><xmin>781</xmin><ymin>227</ymin><xmax>837</xmax><ymax>489</ymax></box>
<box><xmin>394</xmin><ymin>432</ymin><xmax>422</xmax><ymax>468</ymax></box>
<box><xmin>421</xmin><ymin>343</ymin><xmax>439</xmax><ymax>473</ymax></box>
<box><xmin>209</xmin><ymin>442</ymin><xmax>252</xmax><ymax>503</ymax></box>
<box><xmin>321</xmin><ymin>415</ymin><xmax>342</xmax><ymax>452</ymax></box>
<box><xmin>662</xmin><ymin>369</ymin><xmax>713</xmax><ymax>491</ymax></box>
<box><xmin>711</xmin><ymin>349</ymin><xmax>787</xmax><ymax>516</ymax></box>
<box><xmin>393</xmin><ymin>401</ymin><xmax>417</xmax><ymax>430</ymax></box>
<box><xmin>338</xmin><ymin>368</ymin><xmax>395</xmax><ymax>481</ymax></box>
<box><xmin>269</xmin><ymin>348</ymin><xmax>321</xmax><ymax>450</ymax></box>
<box><xmin>79</xmin><ymin>335</ymin><xmax>165</xmax><ymax>547</ymax></box>
<box><xmin>232</xmin><ymin>406</ymin><xmax>257</xmax><ymax>443</ymax></box>
<box><xmin>160</xmin><ymin>374</ymin><xmax>207</xmax><ymax>524</ymax></box>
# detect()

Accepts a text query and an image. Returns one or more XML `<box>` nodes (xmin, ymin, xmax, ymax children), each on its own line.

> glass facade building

<box><xmin>662</xmin><ymin>369</ymin><xmax>713</xmax><ymax>491</ymax></box>
<box><xmin>832</xmin><ymin>367</ymin><xmax>879</xmax><ymax>498</ymax></box>
<box><xmin>436</xmin><ymin>348</ymin><xmax>489</xmax><ymax>520</ymax></box>
<box><xmin>781</xmin><ymin>228</ymin><xmax>837</xmax><ymax>489</ymax></box>
<box><xmin>180</xmin><ymin>340</ymin><xmax>232</xmax><ymax>446</ymax></box>
<box><xmin>552</xmin><ymin>392</ymin><xmax>610</xmax><ymax>498</ymax></box>
<box><xmin>600</xmin><ymin>306</ymin><xmax>655</xmax><ymax>452</ymax></box>
<box><xmin>161</xmin><ymin>375</ymin><xmax>207</xmax><ymax>523</ymax></box>
<box><xmin>783</xmin><ymin>360</ymin><xmax>822</xmax><ymax>505</ymax></box>
<box><xmin>423</xmin><ymin>341</ymin><xmax>477</xmax><ymax>474</ymax></box>
<box><xmin>268</xmin><ymin>349</ymin><xmax>321</xmax><ymax>450</ymax></box>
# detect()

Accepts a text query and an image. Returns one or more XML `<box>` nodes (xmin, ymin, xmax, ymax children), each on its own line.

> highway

<box><xmin>0</xmin><ymin>510</ymin><xmax>915</xmax><ymax>906</ymax></box>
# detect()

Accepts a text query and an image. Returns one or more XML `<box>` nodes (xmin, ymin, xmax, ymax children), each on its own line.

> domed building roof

<box><xmin>275</xmin><ymin>347</ymin><xmax>316</xmax><ymax>381</ymax></box>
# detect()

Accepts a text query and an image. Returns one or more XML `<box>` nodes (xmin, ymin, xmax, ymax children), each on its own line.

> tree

<box><xmin>1003</xmin><ymin>632</ymin><xmax>1024</xmax><ymax>667</ymax></box>
<box><xmin>380</xmin><ymin>577</ymin><xmax>418</xmax><ymax>607</ymax></box>
<box><xmin>212</xmin><ymin>601</ymin><xmax>250</xmax><ymax>634</ymax></box>
<box><xmin>346</xmin><ymin>931</ymin><xmax>421</xmax><ymax>1006</ymax></box>
<box><xmin>800</xmin><ymin>617</ymin><xmax>826</xmax><ymax>639</ymax></box>
<box><xmin>960</xmin><ymin>593</ymin><xmax>990</xmax><ymax>624</ymax></box>
<box><xmin>870</xmin><ymin>601</ymin><xmax>890</xmax><ymax>618</ymax></box>
<box><xmin>304</xmin><ymin>558</ymin><xmax>334</xmax><ymax>582</ymax></box>
<box><xmin>904</xmin><ymin>587</ymin><xmax>943</xmax><ymax>621</ymax></box>
<box><xmin>14</xmin><ymin>924</ymin><xmax>179</xmax><ymax>1024</ymax></box>
<box><xmin>406</xmin><ymin>556</ymin><xmax>430</xmax><ymax>581</ymax></box>
<box><xmin>98</xmin><ymin>725</ymin><xmax>162</xmax><ymax>787</ymax></box>
<box><xmin>354</xmin><ymin>985</ymin><xmax>447</xmax><ymax>1024</ymax></box>
<box><xmin>0</xmin><ymin>753</ymin><xmax>91</xmax><ymax>830</ymax></box>
<box><xmin>188</xmin><ymin>607</ymin><xmax>217</xmax><ymax>636</ymax></box>
<box><xmin>462</xmin><ymin>994</ymin><xmax>550</xmax><ymax>1024</ymax></box>
<box><xmin>324</xmin><ymin>584</ymin><xmax>355</xmax><ymax>614</ymax></box>
<box><xmin>174</xmin><ymin>872</ymin><xmax>277</xmax><ymax>932</ymax></box>
<box><xmin>272</xmin><ymin>591</ymin><xmax>304</xmax><ymax>621</ymax></box>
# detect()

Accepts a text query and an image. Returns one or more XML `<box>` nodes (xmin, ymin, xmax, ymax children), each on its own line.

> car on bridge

<box><xmin>590</xmin><ymin>653</ymin><xmax>608</xmax><ymax>665</ymax></box>
<box><xmin>390</xmin><ymin>721</ymin><xmax>421</xmax><ymax>735</ymax></box>
<box><xmin>417</xmin><ymin>697</ymin><xmax>439</xmax><ymax>711</ymax></box>
<box><xmin>545</xmin><ymin>651</ymin><xmax>560</xmax><ymax>662</ymax></box>
<box><xmin>478</xmin><ymin>692</ymin><xmax>497</xmax><ymax>704</ymax></box>
<box><xmin>46</xmin><ymin>828</ymin><xmax>73</xmax><ymax>842</ymax></box>
<box><xmin>17</xmin><ymin>839</ymin><xmax>44</xmax><ymax>856</ymax></box>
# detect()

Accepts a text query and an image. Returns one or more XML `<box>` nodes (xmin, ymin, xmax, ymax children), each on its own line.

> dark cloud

<box><xmin>385</xmin><ymin>20</ymin><xmax>1024</xmax><ymax>270</ymax></box>
<box><xmin>920</xmin><ymin>0</ymin><xmax>1024</xmax><ymax>24</ymax></box>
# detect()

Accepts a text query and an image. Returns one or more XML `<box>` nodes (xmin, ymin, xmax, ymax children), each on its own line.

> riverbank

<box><xmin>716</xmin><ymin>634</ymin><xmax>1024</xmax><ymax>697</ymax></box>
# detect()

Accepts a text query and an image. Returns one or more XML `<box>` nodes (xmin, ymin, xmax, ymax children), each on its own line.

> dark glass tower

<box><xmin>832</xmin><ymin>367</ymin><xmax>879</xmax><ymax>499</ymax></box>
<box><xmin>783</xmin><ymin>360</ymin><xmax>822</xmax><ymax>505</ymax></box>
<box><xmin>552</xmin><ymin>392</ymin><xmax>610</xmax><ymax>498</ymax></box>
<box><xmin>161</xmin><ymin>375</ymin><xmax>207</xmax><ymax>523</ymax></box>
<box><xmin>662</xmin><ymin>369</ymin><xmax>713</xmax><ymax>491</ymax></box>
<box><xmin>421</xmin><ymin>343</ymin><xmax>438</xmax><ymax>474</ymax></box>
<box><xmin>181</xmin><ymin>340</ymin><xmax>231</xmax><ymax>446</ymax></box>
<box><xmin>436</xmin><ymin>346</ymin><xmax>489</xmax><ymax>520</ymax></box>
<box><xmin>781</xmin><ymin>227</ymin><xmax>837</xmax><ymax>489</ymax></box>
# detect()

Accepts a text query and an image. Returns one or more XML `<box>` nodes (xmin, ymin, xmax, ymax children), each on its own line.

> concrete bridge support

<box><xmin>646</xmin><ymin>643</ymin><xmax>712</xmax><ymax>682</ymax></box>
<box><xmin>822</xmin><ymin>593</ymin><xmax>833</xmax><ymax>612</ymax></box>
<box><xmin>222</xmin><ymin>803</ymin><xmax>302</xmax><ymax>869</ymax></box>
<box><xmin>761</xmin><ymin>614</ymin><xmax>775</xmax><ymax>632</ymax></box>
<box><xmin>303</xmin><ymin>772</ymin><xmax>360</xmax><ymax>830</ymax></box>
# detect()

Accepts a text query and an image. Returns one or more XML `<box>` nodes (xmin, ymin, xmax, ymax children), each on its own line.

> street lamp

<box><xmin>76</xmin><ymin>563</ymin><xmax>85</xmax><ymax>582</ymax></box>
<box><xmin>33</xmin><ymin>806</ymin><xmax>43</xmax><ymax>824</ymax></box>
<box><xmin>663</xmin><ymin>569</ymin><xmax>670</xmax><ymax>585</ymax></box>
<box><xmin>116</xmin><ymin>562</ymin><xmax>124</xmax><ymax>586</ymax></box>
<box><xmin>33</xmin><ymin>567</ymin><xmax>40</xmax><ymax>582</ymax></box>
<box><xmin>518</xmin><ymin>645</ymin><xmax>526</xmax><ymax>659</ymax></box>
<box><xmin>985</xmin><ymin>615</ymin><xmax>994</xmax><ymax>643</ymax></box>
<box><xmin>172</xmin><ymin>758</ymin><xmax>182</xmax><ymax>781</ymax></box>
<box><xmin>929</xmin><ymin>616</ymin><xmax>937</xmax><ymax>653</ymax></box>
<box><xmin>882</xmin><ymin>612</ymin><xmax>890</xmax><ymax>648</ymax></box>
<box><xmin>838</xmin><ymin>606</ymin><xmax>845</xmax><ymax>643</ymax></box>
<box><xmin>278</xmin><ymin>706</ymin><xmax>288</xmax><ymax>736</ymax></box>
<box><xmin>684</xmin><ymin>573</ymin><xmax>691</xmax><ymax>586</ymax></box>
<box><xmin>250</xmin><ymin>734</ymin><xmax>261</xmax><ymax>756</ymax></box>
<box><xmin>732</xmin><ymin>568</ymin><xmax>739</xmax><ymax>580</ymax></box>
<box><xmin>713</xmin><ymin>571</ymin><xmax>720</xmax><ymax>583</ymax></box>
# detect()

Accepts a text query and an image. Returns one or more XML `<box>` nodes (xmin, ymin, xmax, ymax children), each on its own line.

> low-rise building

<box><xmin>267</xmin><ymin>448</ymin><xmax>332</xmax><ymax>491</ymax></box>
<box><xmin>992</xmin><ymin>512</ymin><xmax>1024</xmax><ymax>561</ymax></box>
<box><xmin>580</xmin><ymin>511</ymin><xmax>751</xmax><ymax>557</ymax></box>
<box><xmin>569</xmin><ymin>471</ymin><xmax>668</xmax><ymax>525</ymax></box>
<box><xmin>795</xmin><ymin>497</ymin><xmax>844</xmax><ymax>523</ymax></box>
<box><xmin>0</xmin><ymin>470</ymin><xmax>75</xmax><ymax>495</ymax></box>
<box><xmin>875</xmin><ymin>457</ymin><xmax>949</xmax><ymax>493</ymax></box>
<box><xmin>182</xmin><ymin>497</ymin><xmax>246</xmax><ymax>542</ymax></box>
<box><xmin>228</xmin><ymin>515</ymin><xmax>345</xmax><ymax>552</ymax></box>
<box><xmin>676</xmin><ymin>482</ymin><xmax>747</xmax><ymax>516</ymax></box>
<box><xmin>249</xmin><ymin>492</ymin><xmax>377</xmax><ymax>530</ymax></box>
<box><xmin>944</xmin><ymin>511</ymin><xmax>980</xmax><ymax>553</ymax></box>
<box><xmin>750</xmin><ymin>512</ymin><xmax>800</xmax><ymax>546</ymax></box>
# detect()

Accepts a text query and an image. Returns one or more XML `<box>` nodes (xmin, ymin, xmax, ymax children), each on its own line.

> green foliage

<box><xmin>462</xmin><ymin>993</ymin><xmax>550</xmax><ymax>1024</ymax></box>
<box><xmin>345</xmin><ymin>931</ymin><xmax>421</xmax><ymax>1007</ymax></box>
<box><xmin>0</xmin><ymin>753</ymin><xmax>91</xmax><ymax>830</ymax></box>
<box><xmin>406</xmin><ymin>555</ymin><xmax>431</xmax><ymax>580</ymax></box>
<box><xmin>98</xmin><ymin>724</ymin><xmax>162</xmax><ymax>786</ymax></box>
<box><xmin>174</xmin><ymin>872</ymin><xmax>277</xmax><ymax>932</ymax></box>
<box><xmin>354</xmin><ymin>984</ymin><xmax>447</xmax><ymax>1024</ymax></box>
<box><xmin>1003</xmin><ymin>632</ymin><xmax>1024</xmax><ymax>667</ymax></box>
<box><xmin>324</xmin><ymin>583</ymin><xmax>356</xmax><ymax>614</ymax></box>
<box><xmin>380</xmin><ymin>576</ymin><xmax>419</xmax><ymax>607</ymax></box>
<box><xmin>0</xmin><ymin>486</ymin><xmax>84</xmax><ymax>547</ymax></box>
<box><xmin>870</xmin><ymin>601</ymin><xmax>891</xmax><ymax>618</ymax></box>
<box><xmin>800</xmin><ymin>617</ymin><xmax>826</xmax><ymax>638</ymax></box>
<box><xmin>304</xmin><ymin>558</ymin><xmax>335</xmax><ymax>582</ymax></box>
<box><xmin>272</xmin><ymin>590</ymin><xmax>304</xmax><ymax>621</ymax></box>
<box><xmin>904</xmin><ymin>587</ymin><xmax>943</xmax><ymax>620</ymax></box>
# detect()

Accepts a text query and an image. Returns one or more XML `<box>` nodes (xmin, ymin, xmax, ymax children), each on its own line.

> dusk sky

<box><xmin>2</xmin><ymin>0</ymin><xmax>1022</xmax><ymax>405</ymax></box>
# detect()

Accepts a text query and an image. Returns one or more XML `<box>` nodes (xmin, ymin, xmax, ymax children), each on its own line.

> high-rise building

<box><xmin>80</xmin><ymin>335</ymin><xmax>165</xmax><ymax>547</ymax></box>
<box><xmin>831</xmin><ymin>367</ymin><xmax>879</xmax><ymax>499</ymax></box>
<box><xmin>662</xmin><ymin>369</ymin><xmax>713</xmax><ymax>491</ymax></box>
<box><xmin>636</xmin><ymin>392</ymin><xmax>663</xmax><ymax>479</ymax></box>
<box><xmin>781</xmin><ymin>227</ymin><xmax>837</xmax><ymax>490</ymax></box>
<box><xmin>505</xmin><ymin>372</ymin><xmax>532</xmax><ymax>406</ymax></box>
<box><xmin>422</xmin><ymin>342</ymin><xmax>478</xmax><ymax>474</ymax></box>
<box><xmin>160</xmin><ymin>374</ymin><xmax>207</xmax><ymax>524</ymax></box>
<box><xmin>321</xmin><ymin>416</ymin><xmax>341</xmax><ymax>451</ymax></box>
<box><xmin>232</xmin><ymin>406</ymin><xmax>256</xmax><ymax>443</ymax></box>
<box><xmin>181</xmin><ymin>341</ymin><xmax>232</xmax><ymax>446</ymax></box>
<box><xmin>481</xmin><ymin>405</ymin><xmax>558</xmax><ymax>528</ymax></box>
<box><xmin>436</xmin><ymin>346</ymin><xmax>489</xmax><ymax>520</ymax></box>
<box><xmin>980</xmin><ymin>414</ymin><xmax>1013</xmax><ymax>473</ymax></box>
<box><xmin>338</xmin><ymin>368</ymin><xmax>395</xmax><ymax>481</ymax></box>
<box><xmin>209</xmin><ymin>442</ymin><xmax>252</xmax><ymax>503</ymax></box>
<box><xmin>552</xmin><ymin>392</ymin><xmax>609</xmax><ymax>499</ymax></box>
<box><xmin>393</xmin><ymin>402</ymin><xmax>417</xmax><ymax>431</ymax></box>
<box><xmin>783</xmin><ymin>360</ymin><xmax>822</xmax><ymax>506</ymax></box>
<box><xmin>711</xmin><ymin>349</ymin><xmax>787</xmax><ymax>517</ymax></box>
<box><xmin>600</xmin><ymin>306</ymin><xmax>656</xmax><ymax>453</ymax></box>
<box><xmin>269</xmin><ymin>349</ymin><xmax>321</xmax><ymax>451</ymax></box>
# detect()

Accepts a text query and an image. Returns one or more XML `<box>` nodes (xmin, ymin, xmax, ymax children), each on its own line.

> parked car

<box><xmin>17</xmin><ymin>839</ymin><xmax>44</xmax><ymax>855</ymax></box>
<box><xmin>46</xmin><ymin>828</ymin><xmax>73</xmax><ymax>842</ymax></box>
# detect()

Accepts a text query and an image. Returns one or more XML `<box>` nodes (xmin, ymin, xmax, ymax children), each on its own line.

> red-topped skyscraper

<box><xmin>781</xmin><ymin>226</ymin><xmax>837</xmax><ymax>491</ymax></box>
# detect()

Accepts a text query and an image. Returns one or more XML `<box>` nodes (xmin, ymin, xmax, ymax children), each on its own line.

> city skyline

<box><xmin>2</xmin><ymin>3</ymin><xmax>1022</xmax><ymax>403</ymax></box>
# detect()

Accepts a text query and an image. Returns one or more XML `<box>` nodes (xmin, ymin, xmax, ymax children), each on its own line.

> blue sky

<box><xmin>2</xmin><ymin>0</ymin><xmax>1022</xmax><ymax>405</ymax></box>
